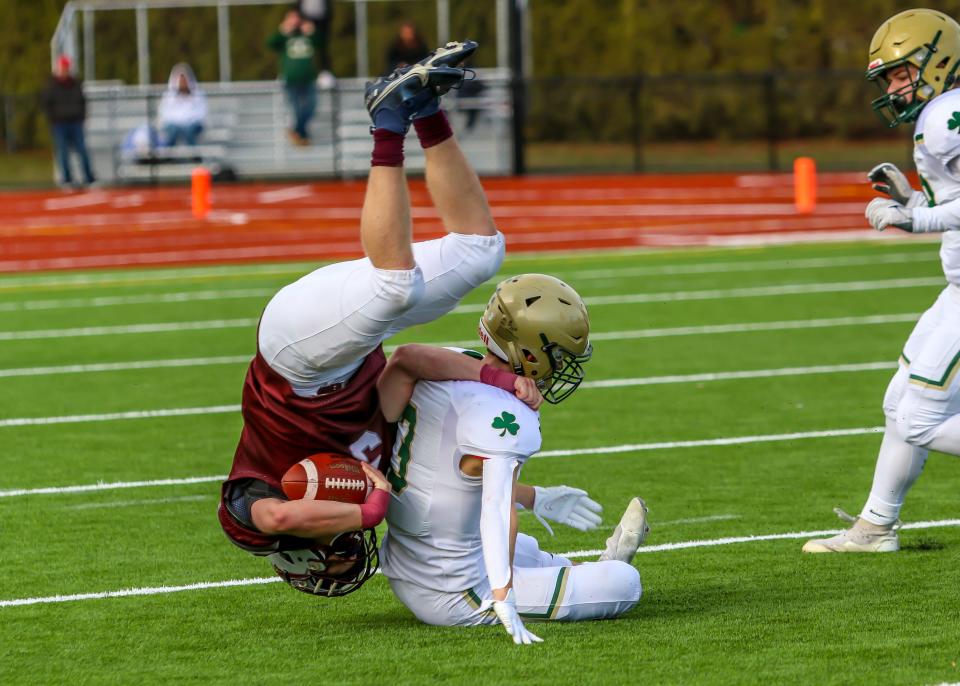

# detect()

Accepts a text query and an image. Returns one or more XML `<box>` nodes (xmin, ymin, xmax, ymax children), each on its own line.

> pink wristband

<box><xmin>359</xmin><ymin>488</ymin><xmax>390</xmax><ymax>529</ymax></box>
<box><xmin>480</xmin><ymin>364</ymin><xmax>519</xmax><ymax>393</ymax></box>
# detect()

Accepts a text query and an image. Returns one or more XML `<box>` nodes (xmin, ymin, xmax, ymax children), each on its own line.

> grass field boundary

<box><xmin>0</xmin><ymin>426</ymin><xmax>885</xmax><ymax>497</ymax></box>
<box><xmin>1</xmin><ymin>276</ymin><xmax>944</xmax><ymax>315</ymax></box>
<box><xmin>3</xmin><ymin>518</ymin><xmax>958</xmax><ymax>608</ymax></box>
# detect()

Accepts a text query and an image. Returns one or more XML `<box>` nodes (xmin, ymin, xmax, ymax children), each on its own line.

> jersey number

<box><xmin>387</xmin><ymin>404</ymin><xmax>417</xmax><ymax>493</ymax></box>
<box><xmin>349</xmin><ymin>430</ymin><xmax>382</xmax><ymax>464</ymax></box>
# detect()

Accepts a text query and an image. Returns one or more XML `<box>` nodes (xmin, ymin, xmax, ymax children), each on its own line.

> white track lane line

<box><xmin>0</xmin><ymin>248</ymin><xmax>937</xmax><ymax>292</ymax></box>
<box><xmin>0</xmin><ymin>426</ymin><xmax>885</xmax><ymax>497</ymax></box>
<box><xmin>2</xmin><ymin>518</ymin><xmax>958</xmax><ymax>608</ymax></box>
<box><xmin>1</xmin><ymin>275</ymin><xmax>943</xmax><ymax>315</ymax></box>
<box><xmin>0</xmin><ymin>361</ymin><xmax>898</xmax><ymax>422</ymax></box>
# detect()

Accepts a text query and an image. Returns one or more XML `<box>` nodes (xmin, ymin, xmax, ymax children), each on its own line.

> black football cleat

<box><xmin>365</xmin><ymin>64</ymin><xmax>465</xmax><ymax>134</ymax></box>
<box><xmin>417</xmin><ymin>40</ymin><xmax>479</xmax><ymax>69</ymax></box>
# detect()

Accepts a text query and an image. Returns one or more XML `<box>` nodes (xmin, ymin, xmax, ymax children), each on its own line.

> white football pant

<box><xmin>387</xmin><ymin>533</ymin><xmax>642</xmax><ymax>626</ymax></box>
<box><xmin>861</xmin><ymin>284</ymin><xmax>960</xmax><ymax>525</ymax></box>
<box><xmin>258</xmin><ymin>232</ymin><xmax>505</xmax><ymax>395</ymax></box>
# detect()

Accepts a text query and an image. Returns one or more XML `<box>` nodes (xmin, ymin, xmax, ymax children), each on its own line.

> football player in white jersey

<box><xmin>377</xmin><ymin>274</ymin><xmax>648</xmax><ymax>644</ymax></box>
<box><xmin>804</xmin><ymin>9</ymin><xmax>960</xmax><ymax>553</ymax></box>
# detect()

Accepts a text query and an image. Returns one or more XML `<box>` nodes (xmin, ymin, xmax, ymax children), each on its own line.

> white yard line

<box><xmin>534</xmin><ymin>427</ymin><xmax>884</xmax><ymax>459</ymax></box>
<box><xmin>580</xmin><ymin>361</ymin><xmax>896</xmax><ymax>389</ymax></box>
<box><xmin>0</xmin><ymin>360</ymin><xmax>897</xmax><ymax>420</ymax></box>
<box><xmin>0</xmin><ymin>426</ymin><xmax>884</xmax><ymax>497</ymax></box>
<box><xmin>0</xmin><ymin>289</ymin><xmax>274</xmax><ymax>312</ymax></box>
<box><xmin>0</xmin><ymin>318</ymin><xmax>256</xmax><ymax>341</ymax></box>
<box><xmin>2</xmin><ymin>275</ymin><xmax>943</xmax><ymax>314</ymax></box>
<box><xmin>0</xmin><ymin>247</ymin><xmax>937</xmax><ymax>291</ymax></box>
<box><xmin>656</xmin><ymin>514</ymin><xmax>742</xmax><ymax>526</ymax></box>
<box><xmin>0</xmin><ymin>355</ymin><xmax>251</xmax><ymax>378</ymax></box>
<box><xmin>64</xmin><ymin>495</ymin><xmax>212</xmax><ymax>510</ymax></box>
<box><xmin>449</xmin><ymin>277</ymin><xmax>943</xmax><ymax>314</ymax></box>
<box><xmin>0</xmin><ymin>475</ymin><xmax>226</xmax><ymax>497</ymax></box>
<box><xmin>0</xmin><ymin>357</ymin><xmax>896</xmax><ymax>383</ymax></box>
<box><xmin>2</xmin><ymin>518</ymin><xmax>958</xmax><ymax>608</ymax></box>
<box><xmin>0</xmin><ymin>405</ymin><xmax>239</xmax><ymax>428</ymax></box>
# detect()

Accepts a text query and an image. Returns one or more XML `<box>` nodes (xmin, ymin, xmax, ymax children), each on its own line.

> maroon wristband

<box><xmin>480</xmin><ymin>364</ymin><xmax>519</xmax><ymax>393</ymax></box>
<box><xmin>359</xmin><ymin>488</ymin><xmax>390</xmax><ymax>529</ymax></box>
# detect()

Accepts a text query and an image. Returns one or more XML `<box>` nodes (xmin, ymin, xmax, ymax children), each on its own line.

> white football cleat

<box><xmin>598</xmin><ymin>497</ymin><xmax>649</xmax><ymax>564</ymax></box>
<box><xmin>802</xmin><ymin>508</ymin><xmax>900</xmax><ymax>553</ymax></box>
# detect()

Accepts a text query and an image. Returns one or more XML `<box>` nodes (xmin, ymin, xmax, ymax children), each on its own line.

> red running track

<box><xmin>0</xmin><ymin>172</ymin><xmax>889</xmax><ymax>273</ymax></box>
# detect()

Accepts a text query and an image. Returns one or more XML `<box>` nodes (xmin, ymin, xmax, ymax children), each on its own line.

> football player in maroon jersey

<box><xmin>218</xmin><ymin>41</ymin><xmax>541</xmax><ymax>596</ymax></box>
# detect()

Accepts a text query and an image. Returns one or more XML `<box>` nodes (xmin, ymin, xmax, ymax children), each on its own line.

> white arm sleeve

<box><xmin>480</xmin><ymin>456</ymin><xmax>518</xmax><ymax>591</ymax></box>
<box><xmin>911</xmin><ymin>197</ymin><xmax>960</xmax><ymax>233</ymax></box>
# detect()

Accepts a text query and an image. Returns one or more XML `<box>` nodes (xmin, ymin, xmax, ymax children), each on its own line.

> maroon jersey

<box><xmin>229</xmin><ymin>346</ymin><xmax>394</xmax><ymax>486</ymax></box>
<box><xmin>219</xmin><ymin>347</ymin><xmax>395</xmax><ymax>552</ymax></box>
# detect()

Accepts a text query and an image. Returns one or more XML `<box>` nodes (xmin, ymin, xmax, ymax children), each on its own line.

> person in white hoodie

<box><xmin>159</xmin><ymin>63</ymin><xmax>207</xmax><ymax>147</ymax></box>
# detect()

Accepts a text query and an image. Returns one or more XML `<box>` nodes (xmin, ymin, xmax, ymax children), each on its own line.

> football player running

<box><xmin>377</xmin><ymin>274</ymin><xmax>648</xmax><ymax>643</ymax></box>
<box><xmin>805</xmin><ymin>9</ymin><xmax>960</xmax><ymax>553</ymax></box>
<box><xmin>218</xmin><ymin>41</ymin><xmax>542</xmax><ymax>595</ymax></box>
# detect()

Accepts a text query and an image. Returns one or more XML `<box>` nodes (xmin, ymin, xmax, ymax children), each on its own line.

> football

<box><xmin>280</xmin><ymin>453</ymin><xmax>371</xmax><ymax>504</ymax></box>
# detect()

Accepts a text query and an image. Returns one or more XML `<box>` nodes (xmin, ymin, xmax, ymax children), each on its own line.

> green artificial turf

<box><xmin>1</xmin><ymin>239</ymin><xmax>958</xmax><ymax>685</ymax></box>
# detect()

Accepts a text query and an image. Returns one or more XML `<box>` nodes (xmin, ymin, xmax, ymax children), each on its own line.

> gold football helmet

<box><xmin>867</xmin><ymin>8</ymin><xmax>960</xmax><ymax>126</ymax></box>
<box><xmin>478</xmin><ymin>274</ymin><xmax>591</xmax><ymax>404</ymax></box>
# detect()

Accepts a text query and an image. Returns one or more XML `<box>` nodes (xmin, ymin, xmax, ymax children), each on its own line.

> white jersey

<box><xmin>379</xmin><ymin>374</ymin><xmax>541</xmax><ymax>593</ymax></box>
<box><xmin>912</xmin><ymin>88</ymin><xmax>960</xmax><ymax>284</ymax></box>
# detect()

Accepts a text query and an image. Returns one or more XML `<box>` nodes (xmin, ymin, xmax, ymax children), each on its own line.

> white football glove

<box><xmin>492</xmin><ymin>590</ymin><xmax>543</xmax><ymax>645</ymax></box>
<box><xmin>865</xmin><ymin>197</ymin><xmax>913</xmax><ymax>232</ymax></box>
<box><xmin>868</xmin><ymin>162</ymin><xmax>925</xmax><ymax>207</ymax></box>
<box><xmin>532</xmin><ymin>485</ymin><xmax>603</xmax><ymax>535</ymax></box>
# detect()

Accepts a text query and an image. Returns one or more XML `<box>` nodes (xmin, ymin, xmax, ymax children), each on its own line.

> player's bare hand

<box><xmin>514</xmin><ymin>377</ymin><xmax>543</xmax><ymax>411</ymax></box>
<box><xmin>301</xmin><ymin>20</ymin><xmax>315</xmax><ymax>34</ymax></box>
<box><xmin>360</xmin><ymin>462</ymin><xmax>392</xmax><ymax>493</ymax></box>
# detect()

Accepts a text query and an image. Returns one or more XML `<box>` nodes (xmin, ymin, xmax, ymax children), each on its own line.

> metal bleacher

<box><xmin>83</xmin><ymin>72</ymin><xmax>514</xmax><ymax>183</ymax></box>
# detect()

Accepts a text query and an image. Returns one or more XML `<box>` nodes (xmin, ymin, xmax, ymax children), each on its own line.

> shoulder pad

<box><xmin>456</xmin><ymin>394</ymin><xmax>541</xmax><ymax>459</ymax></box>
<box><xmin>920</xmin><ymin>90</ymin><xmax>960</xmax><ymax>161</ymax></box>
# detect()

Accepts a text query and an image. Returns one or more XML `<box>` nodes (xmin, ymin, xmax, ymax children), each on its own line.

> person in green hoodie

<box><xmin>268</xmin><ymin>7</ymin><xmax>322</xmax><ymax>145</ymax></box>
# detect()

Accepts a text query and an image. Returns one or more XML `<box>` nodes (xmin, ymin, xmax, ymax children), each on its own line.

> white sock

<box><xmin>860</xmin><ymin>419</ymin><xmax>928</xmax><ymax>526</ymax></box>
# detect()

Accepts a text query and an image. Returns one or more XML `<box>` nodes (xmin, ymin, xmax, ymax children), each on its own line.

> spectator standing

<box><xmin>386</xmin><ymin>21</ymin><xmax>429</xmax><ymax>72</ymax></box>
<box><xmin>268</xmin><ymin>8</ymin><xmax>321</xmax><ymax>145</ymax></box>
<box><xmin>40</xmin><ymin>55</ymin><xmax>96</xmax><ymax>188</ymax></box>
<box><xmin>297</xmin><ymin>0</ymin><xmax>336</xmax><ymax>88</ymax></box>
<box><xmin>159</xmin><ymin>63</ymin><xmax>208</xmax><ymax>146</ymax></box>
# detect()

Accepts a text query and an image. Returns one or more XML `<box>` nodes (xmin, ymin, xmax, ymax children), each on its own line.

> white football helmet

<box><xmin>268</xmin><ymin>530</ymin><xmax>378</xmax><ymax>597</ymax></box>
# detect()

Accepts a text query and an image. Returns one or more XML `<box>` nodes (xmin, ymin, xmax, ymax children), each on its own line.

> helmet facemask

<box><xmin>868</xmin><ymin>41</ymin><xmax>940</xmax><ymax>127</ymax></box>
<box><xmin>538</xmin><ymin>336</ymin><xmax>593</xmax><ymax>404</ymax></box>
<box><xmin>269</xmin><ymin>529</ymin><xmax>379</xmax><ymax>598</ymax></box>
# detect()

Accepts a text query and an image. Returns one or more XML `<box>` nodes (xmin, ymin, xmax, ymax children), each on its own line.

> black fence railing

<box><xmin>519</xmin><ymin>70</ymin><xmax>914</xmax><ymax>174</ymax></box>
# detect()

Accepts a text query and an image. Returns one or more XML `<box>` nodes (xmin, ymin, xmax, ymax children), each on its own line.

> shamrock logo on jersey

<box><xmin>949</xmin><ymin>112</ymin><xmax>960</xmax><ymax>131</ymax></box>
<box><xmin>492</xmin><ymin>411</ymin><xmax>519</xmax><ymax>437</ymax></box>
